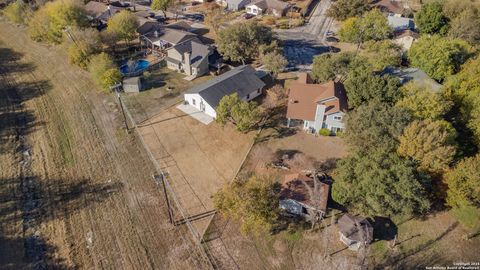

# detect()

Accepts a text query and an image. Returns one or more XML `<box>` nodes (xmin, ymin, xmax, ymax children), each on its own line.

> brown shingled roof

<box><xmin>286</xmin><ymin>74</ymin><xmax>347</xmax><ymax>121</ymax></box>
<box><xmin>280</xmin><ymin>173</ymin><xmax>330</xmax><ymax>213</ymax></box>
<box><xmin>372</xmin><ymin>0</ymin><xmax>405</xmax><ymax>14</ymax></box>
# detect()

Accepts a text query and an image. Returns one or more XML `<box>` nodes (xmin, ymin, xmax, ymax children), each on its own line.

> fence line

<box><xmin>114</xmin><ymin>91</ymin><xmax>217</xmax><ymax>269</ymax></box>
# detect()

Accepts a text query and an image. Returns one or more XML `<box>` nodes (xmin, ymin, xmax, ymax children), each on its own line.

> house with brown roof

<box><xmin>393</xmin><ymin>29</ymin><xmax>419</xmax><ymax>51</ymax></box>
<box><xmin>246</xmin><ymin>0</ymin><xmax>290</xmax><ymax>17</ymax></box>
<box><xmin>286</xmin><ymin>73</ymin><xmax>348</xmax><ymax>134</ymax></box>
<box><xmin>338</xmin><ymin>214</ymin><xmax>374</xmax><ymax>251</ymax></box>
<box><xmin>85</xmin><ymin>1</ymin><xmax>124</xmax><ymax>24</ymax></box>
<box><xmin>372</xmin><ymin>0</ymin><xmax>406</xmax><ymax>16</ymax></box>
<box><xmin>279</xmin><ymin>173</ymin><xmax>330</xmax><ymax>222</ymax></box>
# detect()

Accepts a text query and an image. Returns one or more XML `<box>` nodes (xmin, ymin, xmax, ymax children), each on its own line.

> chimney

<box><xmin>184</xmin><ymin>52</ymin><xmax>192</xmax><ymax>76</ymax></box>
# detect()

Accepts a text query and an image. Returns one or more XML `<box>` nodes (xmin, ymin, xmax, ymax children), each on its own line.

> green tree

<box><xmin>361</xmin><ymin>40</ymin><xmax>402</xmax><ymax>71</ymax></box>
<box><xmin>311</xmin><ymin>52</ymin><xmax>353</xmax><ymax>82</ymax></box>
<box><xmin>213</xmin><ymin>175</ymin><xmax>280</xmax><ymax>235</ymax></box>
<box><xmin>344</xmin><ymin>102</ymin><xmax>411</xmax><ymax>153</ymax></box>
<box><xmin>445</xmin><ymin>56</ymin><xmax>480</xmax><ymax>147</ymax></box>
<box><xmin>151</xmin><ymin>0</ymin><xmax>174</xmax><ymax>18</ymax></box>
<box><xmin>66</xmin><ymin>28</ymin><xmax>101</xmax><ymax>69</ymax></box>
<box><xmin>88</xmin><ymin>53</ymin><xmax>121</xmax><ymax>92</ymax></box>
<box><xmin>326</xmin><ymin>0</ymin><xmax>369</xmax><ymax>21</ymax></box>
<box><xmin>28</xmin><ymin>0</ymin><xmax>88</xmax><ymax>44</ymax></box>
<box><xmin>344</xmin><ymin>60</ymin><xmax>402</xmax><ymax>108</ymax></box>
<box><xmin>333</xmin><ymin>148</ymin><xmax>430</xmax><ymax>217</ymax></box>
<box><xmin>217</xmin><ymin>21</ymin><xmax>273</xmax><ymax>63</ymax></box>
<box><xmin>398</xmin><ymin>119</ymin><xmax>457</xmax><ymax>173</ymax></box>
<box><xmin>415</xmin><ymin>2</ymin><xmax>449</xmax><ymax>35</ymax></box>
<box><xmin>338</xmin><ymin>9</ymin><xmax>392</xmax><ymax>43</ymax></box>
<box><xmin>408</xmin><ymin>35</ymin><xmax>472</xmax><ymax>81</ymax></box>
<box><xmin>445</xmin><ymin>155</ymin><xmax>480</xmax><ymax>208</ymax></box>
<box><xmin>106</xmin><ymin>10</ymin><xmax>139</xmax><ymax>44</ymax></box>
<box><xmin>216</xmin><ymin>93</ymin><xmax>261</xmax><ymax>132</ymax></box>
<box><xmin>396</xmin><ymin>82</ymin><xmax>453</xmax><ymax>120</ymax></box>
<box><xmin>261</xmin><ymin>52</ymin><xmax>287</xmax><ymax>78</ymax></box>
<box><xmin>3</xmin><ymin>0</ymin><xmax>31</xmax><ymax>24</ymax></box>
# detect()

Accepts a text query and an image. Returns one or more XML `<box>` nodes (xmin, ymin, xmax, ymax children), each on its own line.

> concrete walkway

<box><xmin>176</xmin><ymin>103</ymin><xmax>214</xmax><ymax>125</ymax></box>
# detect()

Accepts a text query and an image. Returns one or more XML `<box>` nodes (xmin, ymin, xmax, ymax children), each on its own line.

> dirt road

<box><xmin>0</xmin><ymin>20</ymin><xmax>210</xmax><ymax>269</ymax></box>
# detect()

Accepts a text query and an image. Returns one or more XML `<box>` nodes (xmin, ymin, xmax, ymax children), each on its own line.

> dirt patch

<box><xmin>0</xmin><ymin>20</ymin><xmax>211</xmax><ymax>269</ymax></box>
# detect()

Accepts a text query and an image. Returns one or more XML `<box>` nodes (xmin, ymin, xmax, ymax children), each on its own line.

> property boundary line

<box><xmin>115</xmin><ymin>92</ymin><xmax>217</xmax><ymax>270</ymax></box>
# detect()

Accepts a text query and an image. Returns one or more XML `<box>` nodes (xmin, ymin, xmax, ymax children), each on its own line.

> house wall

<box><xmin>324</xmin><ymin>112</ymin><xmax>345</xmax><ymax>132</ymax></box>
<box><xmin>246</xmin><ymin>4</ymin><xmax>263</xmax><ymax>15</ymax></box>
<box><xmin>227</xmin><ymin>0</ymin><xmax>250</xmax><ymax>10</ymax></box>
<box><xmin>195</xmin><ymin>56</ymin><xmax>210</xmax><ymax>77</ymax></box>
<box><xmin>184</xmin><ymin>93</ymin><xmax>217</xmax><ymax>118</ymax></box>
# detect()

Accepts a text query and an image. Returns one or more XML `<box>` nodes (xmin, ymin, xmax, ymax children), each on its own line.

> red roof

<box><xmin>286</xmin><ymin>74</ymin><xmax>347</xmax><ymax>121</ymax></box>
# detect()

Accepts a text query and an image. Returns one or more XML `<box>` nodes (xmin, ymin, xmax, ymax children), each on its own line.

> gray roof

<box><xmin>387</xmin><ymin>15</ymin><xmax>414</xmax><ymax>31</ymax></box>
<box><xmin>382</xmin><ymin>67</ymin><xmax>442</xmax><ymax>92</ymax></box>
<box><xmin>227</xmin><ymin>0</ymin><xmax>250</xmax><ymax>6</ymax></box>
<box><xmin>144</xmin><ymin>28</ymin><xmax>199</xmax><ymax>45</ymax></box>
<box><xmin>187</xmin><ymin>65</ymin><xmax>265</xmax><ymax>108</ymax></box>
<box><xmin>85</xmin><ymin>1</ymin><xmax>123</xmax><ymax>22</ymax></box>
<box><xmin>338</xmin><ymin>214</ymin><xmax>373</xmax><ymax>243</ymax></box>
<box><xmin>249</xmin><ymin>0</ymin><xmax>289</xmax><ymax>11</ymax></box>
<box><xmin>170</xmin><ymin>40</ymin><xmax>210</xmax><ymax>67</ymax></box>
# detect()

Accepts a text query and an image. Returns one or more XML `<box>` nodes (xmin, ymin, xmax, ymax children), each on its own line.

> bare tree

<box><xmin>302</xmin><ymin>173</ymin><xmax>327</xmax><ymax>229</ymax></box>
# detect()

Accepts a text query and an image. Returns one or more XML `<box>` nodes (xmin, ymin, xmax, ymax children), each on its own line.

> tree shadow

<box><xmin>372</xmin><ymin>216</ymin><xmax>398</xmax><ymax>242</ymax></box>
<box><xmin>0</xmin><ymin>235</ymin><xmax>73</xmax><ymax>270</ymax></box>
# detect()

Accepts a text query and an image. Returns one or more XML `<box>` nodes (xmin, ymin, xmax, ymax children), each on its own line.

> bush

<box><xmin>88</xmin><ymin>53</ymin><xmax>121</xmax><ymax>92</ymax></box>
<box><xmin>335</xmin><ymin>130</ymin><xmax>344</xmax><ymax>137</ymax></box>
<box><xmin>263</xmin><ymin>16</ymin><xmax>276</xmax><ymax>26</ymax></box>
<box><xmin>3</xmin><ymin>0</ymin><xmax>30</xmax><ymax>24</ymax></box>
<box><xmin>318</xmin><ymin>128</ymin><xmax>331</xmax><ymax>136</ymax></box>
<box><xmin>66</xmin><ymin>28</ymin><xmax>101</xmax><ymax>69</ymax></box>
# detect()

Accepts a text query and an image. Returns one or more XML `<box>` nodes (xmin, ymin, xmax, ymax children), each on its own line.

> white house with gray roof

<box><xmin>183</xmin><ymin>65</ymin><xmax>266</xmax><ymax>118</ymax></box>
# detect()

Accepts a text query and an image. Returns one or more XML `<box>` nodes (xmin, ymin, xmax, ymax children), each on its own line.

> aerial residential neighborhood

<box><xmin>0</xmin><ymin>0</ymin><xmax>479</xmax><ymax>269</ymax></box>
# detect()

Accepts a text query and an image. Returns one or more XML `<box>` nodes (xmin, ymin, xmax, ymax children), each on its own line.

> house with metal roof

<box><xmin>286</xmin><ymin>73</ymin><xmax>348</xmax><ymax>134</ymax></box>
<box><xmin>166</xmin><ymin>40</ymin><xmax>211</xmax><ymax>78</ymax></box>
<box><xmin>387</xmin><ymin>14</ymin><xmax>415</xmax><ymax>32</ymax></box>
<box><xmin>183</xmin><ymin>65</ymin><xmax>266</xmax><ymax>118</ymax></box>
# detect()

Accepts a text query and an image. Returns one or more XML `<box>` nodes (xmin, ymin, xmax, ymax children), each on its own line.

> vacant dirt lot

<box><xmin>0</xmin><ymin>20</ymin><xmax>210</xmax><ymax>269</ymax></box>
<box><xmin>137</xmin><ymin>107</ymin><xmax>254</xmax><ymax>236</ymax></box>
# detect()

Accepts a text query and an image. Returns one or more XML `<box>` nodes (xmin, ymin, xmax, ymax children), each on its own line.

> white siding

<box><xmin>184</xmin><ymin>93</ymin><xmax>217</xmax><ymax>118</ymax></box>
<box><xmin>324</xmin><ymin>112</ymin><xmax>345</xmax><ymax>132</ymax></box>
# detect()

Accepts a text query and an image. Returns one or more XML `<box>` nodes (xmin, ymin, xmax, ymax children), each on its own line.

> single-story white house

<box><xmin>183</xmin><ymin>65</ymin><xmax>266</xmax><ymax>118</ymax></box>
<box><xmin>246</xmin><ymin>0</ymin><xmax>290</xmax><ymax>17</ymax></box>
<box><xmin>286</xmin><ymin>73</ymin><xmax>348</xmax><ymax>134</ymax></box>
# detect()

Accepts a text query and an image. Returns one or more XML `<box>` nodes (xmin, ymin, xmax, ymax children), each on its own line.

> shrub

<box><xmin>319</xmin><ymin>128</ymin><xmax>331</xmax><ymax>136</ymax></box>
<box><xmin>3</xmin><ymin>0</ymin><xmax>30</xmax><ymax>24</ymax></box>
<box><xmin>88</xmin><ymin>53</ymin><xmax>121</xmax><ymax>92</ymax></box>
<box><xmin>335</xmin><ymin>130</ymin><xmax>344</xmax><ymax>137</ymax></box>
<box><xmin>66</xmin><ymin>28</ymin><xmax>101</xmax><ymax>69</ymax></box>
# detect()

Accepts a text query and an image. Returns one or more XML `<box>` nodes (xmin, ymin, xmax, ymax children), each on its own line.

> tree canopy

<box><xmin>415</xmin><ymin>2</ymin><xmax>449</xmax><ymax>35</ymax></box>
<box><xmin>66</xmin><ymin>28</ymin><xmax>101</xmax><ymax>69</ymax></box>
<box><xmin>344</xmin><ymin>60</ymin><xmax>402</xmax><ymax>108</ymax></box>
<box><xmin>106</xmin><ymin>10</ymin><xmax>139</xmax><ymax>43</ymax></box>
<box><xmin>311</xmin><ymin>52</ymin><xmax>353</xmax><ymax>83</ymax></box>
<box><xmin>361</xmin><ymin>40</ymin><xmax>402</xmax><ymax>71</ymax></box>
<box><xmin>261</xmin><ymin>51</ymin><xmax>288</xmax><ymax>78</ymax></box>
<box><xmin>398</xmin><ymin>119</ymin><xmax>457</xmax><ymax>173</ymax></box>
<box><xmin>445</xmin><ymin>56</ymin><xmax>480</xmax><ymax>147</ymax></box>
<box><xmin>216</xmin><ymin>93</ymin><xmax>261</xmax><ymax>132</ymax></box>
<box><xmin>344</xmin><ymin>102</ymin><xmax>411</xmax><ymax>153</ymax></box>
<box><xmin>395</xmin><ymin>82</ymin><xmax>453</xmax><ymax>120</ymax></box>
<box><xmin>204</xmin><ymin>5</ymin><xmax>227</xmax><ymax>34</ymax></box>
<box><xmin>3</xmin><ymin>0</ymin><xmax>31</xmax><ymax>24</ymax></box>
<box><xmin>408</xmin><ymin>35</ymin><xmax>472</xmax><ymax>81</ymax></box>
<box><xmin>338</xmin><ymin>9</ymin><xmax>392</xmax><ymax>43</ymax></box>
<box><xmin>333</xmin><ymin>147</ymin><xmax>431</xmax><ymax>217</ymax></box>
<box><xmin>213</xmin><ymin>175</ymin><xmax>281</xmax><ymax>235</ymax></box>
<box><xmin>88</xmin><ymin>53</ymin><xmax>121</xmax><ymax>92</ymax></box>
<box><xmin>326</xmin><ymin>0</ymin><xmax>369</xmax><ymax>21</ymax></box>
<box><xmin>28</xmin><ymin>0</ymin><xmax>88</xmax><ymax>44</ymax></box>
<box><xmin>151</xmin><ymin>0</ymin><xmax>174</xmax><ymax>18</ymax></box>
<box><xmin>445</xmin><ymin>155</ymin><xmax>480</xmax><ymax>208</ymax></box>
<box><xmin>217</xmin><ymin>22</ymin><xmax>274</xmax><ymax>63</ymax></box>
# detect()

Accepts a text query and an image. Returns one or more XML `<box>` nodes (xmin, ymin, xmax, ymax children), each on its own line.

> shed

<box><xmin>123</xmin><ymin>77</ymin><xmax>142</xmax><ymax>93</ymax></box>
<box><xmin>338</xmin><ymin>214</ymin><xmax>373</xmax><ymax>251</ymax></box>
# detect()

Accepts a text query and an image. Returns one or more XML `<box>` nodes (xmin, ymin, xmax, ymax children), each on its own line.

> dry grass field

<box><xmin>0</xmin><ymin>20</ymin><xmax>211</xmax><ymax>269</ymax></box>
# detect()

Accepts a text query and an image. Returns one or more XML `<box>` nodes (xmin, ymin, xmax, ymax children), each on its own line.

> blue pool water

<box><xmin>120</xmin><ymin>59</ymin><xmax>150</xmax><ymax>75</ymax></box>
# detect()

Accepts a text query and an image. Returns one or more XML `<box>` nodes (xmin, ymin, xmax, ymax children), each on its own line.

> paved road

<box><xmin>276</xmin><ymin>0</ymin><xmax>334</xmax><ymax>68</ymax></box>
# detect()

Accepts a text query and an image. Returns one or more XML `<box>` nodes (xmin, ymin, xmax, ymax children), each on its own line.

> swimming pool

<box><xmin>120</xmin><ymin>59</ymin><xmax>150</xmax><ymax>76</ymax></box>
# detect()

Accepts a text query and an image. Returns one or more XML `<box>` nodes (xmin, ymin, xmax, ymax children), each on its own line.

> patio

<box><xmin>176</xmin><ymin>103</ymin><xmax>214</xmax><ymax>125</ymax></box>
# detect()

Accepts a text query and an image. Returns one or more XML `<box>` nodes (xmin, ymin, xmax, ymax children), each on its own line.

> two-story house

<box><xmin>166</xmin><ymin>40</ymin><xmax>211</xmax><ymax>78</ymax></box>
<box><xmin>286</xmin><ymin>73</ymin><xmax>348</xmax><ymax>134</ymax></box>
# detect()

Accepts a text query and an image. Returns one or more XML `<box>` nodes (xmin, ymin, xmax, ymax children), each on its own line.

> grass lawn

<box><xmin>122</xmin><ymin>66</ymin><xmax>212</xmax><ymax>123</ymax></box>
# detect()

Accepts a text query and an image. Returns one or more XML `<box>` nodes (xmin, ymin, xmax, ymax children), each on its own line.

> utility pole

<box><xmin>110</xmin><ymin>83</ymin><xmax>129</xmax><ymax>131</ymax></box>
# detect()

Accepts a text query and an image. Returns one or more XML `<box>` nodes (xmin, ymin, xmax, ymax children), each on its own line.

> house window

<box><xmin>192</xmin><ymin>99</ymin><xmax>196</xmax><ymax>105</ymax></box>
<box><xmin>334</xmin><ymin>116</ymin><xmax>342</xmax><ymax>120</ymax></box>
